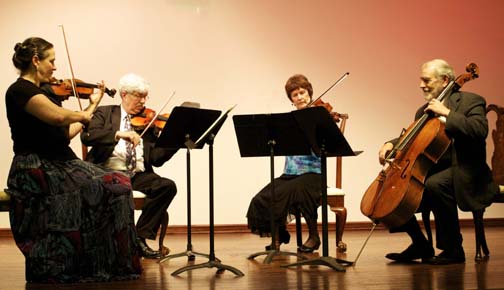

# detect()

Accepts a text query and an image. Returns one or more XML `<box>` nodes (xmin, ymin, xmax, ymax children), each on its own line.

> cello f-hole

<box><xmin>400</xmin><ymin>160</ymin><xmax>410</xmax><ymax>179</ymax></box>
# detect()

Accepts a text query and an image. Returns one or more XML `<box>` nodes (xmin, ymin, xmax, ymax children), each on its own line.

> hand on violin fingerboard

<box><xmin>89</xmin><ymin>81</ymin><xmax>105</xmax><ymax>103</ymax></box>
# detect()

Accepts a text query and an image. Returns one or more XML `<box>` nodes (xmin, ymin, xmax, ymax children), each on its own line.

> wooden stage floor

<box><xmin>0</xmin><ymin>226</ymin><xmax>503</xmax><ymax>290</ymax></box>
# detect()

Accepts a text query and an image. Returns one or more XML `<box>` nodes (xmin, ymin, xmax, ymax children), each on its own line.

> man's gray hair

<box><xmin>422</xmin><ymin>59</ymin><xmax>455</xmax><ymax>81</ymax></box>
<box><xmin>119</xmin><ymin>73</ymin><xmax>150</xmax><ymax>95</ymax></box>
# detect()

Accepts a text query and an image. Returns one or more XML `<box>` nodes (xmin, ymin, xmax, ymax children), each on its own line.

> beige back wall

<box><xmin>1</xmin><ymin>0</ymin><xmax>503</xmax><ymax>228</ymax></box>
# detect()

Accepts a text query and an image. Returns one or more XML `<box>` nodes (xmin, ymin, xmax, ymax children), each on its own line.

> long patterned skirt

<box><xmin>6</xmin><ymin>154</ymin><xmax>142</xmax><ymax>283</ymax></box>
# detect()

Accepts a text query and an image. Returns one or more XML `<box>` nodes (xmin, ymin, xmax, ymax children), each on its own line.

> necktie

<box><xmin>124</xmin><ymin>115</ymin><xmax>137</xmax><ymax>173</ymax></box>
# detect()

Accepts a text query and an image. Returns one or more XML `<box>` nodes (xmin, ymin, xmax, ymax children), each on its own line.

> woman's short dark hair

<box><xmin>285</xmin><ymin>74</ymin><xmax>313</xmax><ymax>101</ymax></box>
<box><xmin>12</xmin><ymin>37</ymin><xmax>53</xmax><ymax>73</ymax></box>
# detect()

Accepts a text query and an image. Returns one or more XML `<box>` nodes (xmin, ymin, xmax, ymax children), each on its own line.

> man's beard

<box><xmin>423</xmin><ymin>87</ymin><xmax>443</xmax><ymax>101</ymax></box>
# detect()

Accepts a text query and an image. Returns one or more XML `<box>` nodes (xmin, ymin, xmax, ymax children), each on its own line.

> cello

<box><xmin>360</xmin><ymin>63</ymin><xmax>480</xmax><ymax>229</ymax></box>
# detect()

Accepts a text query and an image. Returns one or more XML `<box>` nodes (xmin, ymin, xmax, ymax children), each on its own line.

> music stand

<box><xmin>171</xmin><ymin>105</ymin><xmax>244</xmax><ymax>277</ymax></box>
<box><xmin>233</xmin><ymin>112</ymin><xmax>312</xmax><ymax>264</ymax></box>
<box><xmin>281</xmin><ymin>106</ymin><xmax>361</xmax><ymax>271</ymax></box>
<box><xmin>156</xmin><ymin>106</ymin><xmax>220</xmax><ymax>264</ymax></box>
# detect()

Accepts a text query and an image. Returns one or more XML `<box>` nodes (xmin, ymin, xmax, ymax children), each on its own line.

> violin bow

<box><xmin>58</xmin><ymin>24</ymin><xmax>83</xmax><ymax>111</ymax></box>
<box><xmin>138</xmin><ymin>91</ymin><xmax>177</xmax><ymax>138</ymax></box>
<box><xmin>307</xmin><ymin>71</ymin><xmax>350</xmax><ymax>107</ymax></box>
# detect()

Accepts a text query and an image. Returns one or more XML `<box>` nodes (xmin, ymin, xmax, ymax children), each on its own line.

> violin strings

<box><xmin>139</xmin><ymin>91</ymin><xmax>176</xmax><ymax>138</ymax></box>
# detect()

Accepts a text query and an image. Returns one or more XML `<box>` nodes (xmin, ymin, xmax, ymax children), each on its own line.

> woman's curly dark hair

<box><xmin>284</xmin><ymin>74</ymin><xmax>313</xmax><ymax>101</ymax></box>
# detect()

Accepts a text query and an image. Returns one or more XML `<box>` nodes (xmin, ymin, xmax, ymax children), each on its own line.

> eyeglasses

<box><xmin>128</xmin><ymin>92</ymin><xmax>149</xmax><ymax>100</ymax></box>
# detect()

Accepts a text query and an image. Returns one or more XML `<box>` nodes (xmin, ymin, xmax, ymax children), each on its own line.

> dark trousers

<box><xmin>393</xmin><ymin>167</ymin><xmax>463</xmax><ymax>251</ymax></box>
<box><xmin>424</xmin><ymin>167</ymin><xmax>462</xmax><ymax>250</ymax></box>
<box><xmin>131</xmin><ymin>171</ymin><xmax>177</xmax><ymax>240</ymax></box>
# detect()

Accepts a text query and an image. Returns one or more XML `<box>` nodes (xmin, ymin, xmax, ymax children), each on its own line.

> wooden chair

<box><xmin>472</xmin><ymin>194</ymin><xmax>504</xmax><ymax>261</ymax></box>
<box><xmin>471</xmin><ymin>104</ymin><xmax>504</xmax><ymax>261</ymax></box>
<box><xmin>0</xmin><ymin>190</ymin><xmax>10</xmax><ymax>212</ymax></box>
<box><xmin>132</xmin><ymin>190</ymin><xmax>169</xmax><ymax>256</ymax></box>
<box><xmin>422</xmin><ymin>103</ymin><xmax>504</xmax><ymax>261</ymax></box>
<box><xmin>295</xmin><ymin>113</ymin><xmax>349</xmax><ymax>253</ymax></box>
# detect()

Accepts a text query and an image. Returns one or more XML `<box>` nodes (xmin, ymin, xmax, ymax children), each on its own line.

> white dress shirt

<box><xmin>102</xmin><ymin>107</ymin><xmax>145</xmax><ymax>173</ymax></box>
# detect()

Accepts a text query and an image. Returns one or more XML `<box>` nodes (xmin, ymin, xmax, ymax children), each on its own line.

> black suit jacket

<box><xmin>81</xmin><ymin>105</ymin><xmax>177</xmax><ymax>172</ymax></box>
<box><xmin>390</xmin><ymin>91</ymin><xmax>498</xmax><ymax>211</ymax></box>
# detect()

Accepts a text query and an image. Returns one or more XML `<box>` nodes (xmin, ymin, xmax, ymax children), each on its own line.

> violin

<box><xmin>131</xmin><ymin>107</ymin><xmax>169</xmax><ymax>132</ymax></box>
<box><xmin>310</xmin><ymin>98</ymin><xmax>343</xmax><ymax>123</ymax></box>
<box><xmin>49</xmin><ymin>78</ymin><xmax>116</xmax><ymax>99</ymax></box>
<box><xmin>130</xmin><ymin>91</ymin><xmax>177</xmax><ymax>139</ymax></box>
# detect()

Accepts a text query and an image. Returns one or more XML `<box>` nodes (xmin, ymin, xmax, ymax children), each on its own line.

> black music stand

<box><xmin>233</xmin><ymin>112</ymin><xmax>313</xmax><ymax>264</ymax></box>
<box><xmin>281</xmin><ymin>106</ymin><xmax>360</xmax><ymax>271</ymax></box>
<box><xmin>171</xmin><ymin>105</ymin><xmax>244</xmax><ymax>276</ymax></box>
<box><xmin>155</xmin><ymin>106</ymin><xmax>220</xmax><ymax>264</ymax></box>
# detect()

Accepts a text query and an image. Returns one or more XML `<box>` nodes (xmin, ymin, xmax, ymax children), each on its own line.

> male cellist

<box><xmin>378</xmin><ymin>59</ymin><xmax>499</xmax><ymax>264</ymax></box>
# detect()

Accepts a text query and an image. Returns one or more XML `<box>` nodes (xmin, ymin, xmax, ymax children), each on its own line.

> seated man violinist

<box><xmin>81</xmin><ymin>73</ymin><xmax>177</xmax><ymax>259</ymax></box>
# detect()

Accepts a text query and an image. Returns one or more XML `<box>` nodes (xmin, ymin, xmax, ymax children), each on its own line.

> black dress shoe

<box><xmin>297</xmin><ymin>236</ymin><xmax>321</xmax><ymax>253</ymax></box>
<box><xmin>279</xmin><ymin>229</ymin><xmax>291</xmax><ymax>244</ymax></box>
<box><xmin>137</xmin><ymin>238</ymin><xmax>160</xmax><ymax>259</ymax></box>
<box><xmin>424</xmin><ymin>249</ymin><xmax>465</xmax><ymax>265</ymax></box>
<box><xmin>385</xmin><ymin>242</ymin><xmax>434</xmax><ymax>263</ymax></box>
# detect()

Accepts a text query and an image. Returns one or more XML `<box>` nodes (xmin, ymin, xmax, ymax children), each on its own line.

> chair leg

<box><xmin>159</xmin><ymin>212</ymin><xmax>169</xmax><ymax>256</ymax></box>
<box><xmin>295</xmin><ymin>210</ymin><xmax>303</xmax><ymax>248</ymax></box>
<box><xmin>421</xmin><ymin>210</ymin><xmax>433</xmax><ymax>246</ymax></box>
<box><xmin>333</xmin><ymin>207</ymin><xmax>347</xmax><ymax>252</ymax></box>
<box><xmin>473</xmin><ymin>209</ymin><xmax>490</xmax><ymax>261</ymax></box>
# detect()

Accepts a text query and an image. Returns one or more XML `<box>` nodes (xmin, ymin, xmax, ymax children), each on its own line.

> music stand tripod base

<box><xmin>248</xmin><ymin>249</ymin><xmax>307</xmax><ymax>264</ymax></box>
<box><xmin>281</xmin><ymin>256</ymin><xmax>352</xmax><ymax>271</ymax></box>
<box><xmin>160</xmin><ymin>249</ymin><xmax>212</xmax><ymax>263</ymax></box>
<box><xmin>172</xmin><ymin>260</ymin><xmax>244</xmax><ymax>276</ymax></box>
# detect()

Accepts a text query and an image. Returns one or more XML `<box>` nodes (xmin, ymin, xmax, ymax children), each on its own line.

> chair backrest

<box><xmin>487</xmin><ymin>104</ymin><xmax>504</xmax><ymax>185</ymax></box>
<box><xmin>335</xmin><ymin>113</ymin><xmax>349</xmax><ymax>188</ymax></box>
<box><xmin>81</xmin><ymin>144</ymin><xmax>88</xmax><ymax>161</ymax></box>
<box><xmin>0</xmin><ymin>190</ymin><xmax>10</xmax><ymax>211</ymax></box>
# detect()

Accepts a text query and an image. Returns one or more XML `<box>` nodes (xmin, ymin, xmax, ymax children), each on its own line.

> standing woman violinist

<box><xmin>247</xmin><ymin>74</ymin><xmax>325</xmax><ymax>253</ymax></box>
<box><xmin>378</xmin><ymin>59</ymin><xmax>499</xmax><ymax>265</ymax></box>
<box><xmin>5</xmin><ymin>37</ymin><xmax>141</xmax><ymax>283</ymax></box>
<box><xmin>81</xmin><ymin>73</ymin><xmax>177</xmax><ymax>259</ymax></box>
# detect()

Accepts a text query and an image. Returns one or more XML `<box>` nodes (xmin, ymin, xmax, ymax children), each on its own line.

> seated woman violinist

<box><xmin>246</xmin><ymin>74</ymin><xmax>340</xmax><ymax>253</ymax></box>
<box><xmin>5</xmin><ymin>37</ymin><xmax>141</xmax><ymax>283</ymax></box>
